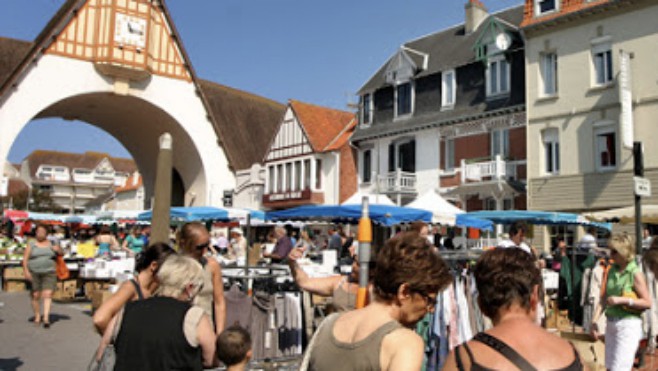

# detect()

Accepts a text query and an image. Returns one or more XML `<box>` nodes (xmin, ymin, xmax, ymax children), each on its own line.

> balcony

<box><xmin>377</xmin><ymin>169</ymin><xmax>417</xmax><ymax>194</ymax></box>
<box><xmin>461</xmin><ymin>155</ymin><xmax>519</xmax><ymax>183</ymax></box>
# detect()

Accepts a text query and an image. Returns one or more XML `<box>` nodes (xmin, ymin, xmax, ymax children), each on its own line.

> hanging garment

<box><xmin>251</xmin><ymin>291</ymin><xmax>278</xmax><ymax>360</ymax></box>
<box><xmin>224</xmin><ymin>284</ymin><xmax>253</xmax><ymax>330</ymax></box>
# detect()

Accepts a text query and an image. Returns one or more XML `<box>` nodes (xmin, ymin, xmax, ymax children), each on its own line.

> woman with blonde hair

<box><xmin>96</xmin><ymin>255</ymin><xmax>216</xmax><ymax>370</ymax></box>
<box><xmin>591</xmin><ymin>233</ymin><xmax>651</xmax><ymax>370</ymax></box>
<box><xmin>178</xmin><ymin>222</ymin><xmax>226</xmax><ymax>334</ymax></box>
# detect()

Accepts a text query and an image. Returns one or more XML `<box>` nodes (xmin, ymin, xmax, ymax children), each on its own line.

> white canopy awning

<box><xmin>584</xmin><ymin>205</ymin><xmax>658</xmax><ymax>224</ymax></box>
<box><xmin>407</xmin><ymin>190</ymin><xmax>464</xmax><ymax>226</ymax></box>
<box><xmin>341</xmin><ymin>190</ymin><xmax>395</xmax><ymax>206</ymax></box>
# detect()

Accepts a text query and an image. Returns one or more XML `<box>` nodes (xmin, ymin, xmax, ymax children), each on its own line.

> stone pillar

<box><xmin>151</xmin><ymin>133</ymin><xmax>173</xmax><ymax>244</ymax></box>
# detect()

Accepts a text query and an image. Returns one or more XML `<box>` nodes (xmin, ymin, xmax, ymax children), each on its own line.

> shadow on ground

<box><xmin>0</xmin><ymin>357</ymin><xmax>24</xmax><ymax>370</ymax></box>
<box><xmin>27</xmin><ymin>313</ymin><xmax>71</xmax><ymax>323</ymax></box>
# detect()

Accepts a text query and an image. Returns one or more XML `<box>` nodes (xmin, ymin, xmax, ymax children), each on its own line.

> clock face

<box><xmin>114</xmin><ymin>13</ymin><xmax>147</xmax><ymax>48</ymax></box>
<box><xmin>495</xmin><ymin>33</ymin><xmax>511</xmax><ymax>52</ymax></box>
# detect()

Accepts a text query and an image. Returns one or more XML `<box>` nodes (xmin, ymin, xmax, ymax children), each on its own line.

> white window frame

<box><xmin>486</xmin><ymin>55</ymin><xmax>510</xmax><ymax>97</ymax></box>
<box><xmin>540</xmin><ymin>52</ymin><xmax>558</xmax><ymax>97</ymax></box>
<box><xmin>394</xmin><ymin>81</ymin><xmax>414</xmax><ymax>119</ymax></box>
<box><xmin>591</xmin><ymin>37</ymin><xmax>613</xmax><ymax>87</ymax></box>
<box><xmin>542</xmin><ymin>128</ymin><xmax>560</xmax><ymax>175</ymax></box>
<box><xmin>362</xmin><ymin>93</ymin><xmax>372</xmax><ymax>125</ymax></box>
<box><xmin>441</xmin><ymin>69</ymin><xmax>456</xmax><ymax>109</ymax></box>
<box><xmin>535</xmin><ymin>0</ymin><xmax>559</xmax><ymax>16</ymax></box>
<box><xmin>444</xmin><ymin>138</ymin><xmax>455</xmax><ymax>171</ymax></box>
<box><xmin>594</xmin><ymin>123</ymin><xmax>617</xmax><ymax>172</ymax></box>
<box><xmin>491</xmin><ymin>128</ymin><xmax>510</xmax><ymax>158</ymax></box>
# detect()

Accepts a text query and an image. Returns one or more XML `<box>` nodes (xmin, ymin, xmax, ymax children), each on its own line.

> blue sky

<box><xmin>1</xmin><ymin>0</ymin><xmax>522</xmax><ymax>163</ymax></box>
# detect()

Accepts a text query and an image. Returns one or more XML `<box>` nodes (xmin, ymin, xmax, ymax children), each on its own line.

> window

<box><xmin>362</xmin><ymin>94</ymin><xmax>372</xmax><ymax>124</ymax></box>
<box><xmin>441</xmin><ymin>70</ymin><xmax>456</xmax><ymax>108</ymax></box>
<box><xmin>540</xmin><ymin>52</ymin><xmax>558</xmax><ymax>96</ymax></box>
<box><xmin>592</xmin><ymin>39</ymin><xmax>613</xmax><ymax>86</ymax></box>
<box><xmin>593</xmin><ymin>49</ymin><xmax>612</xmax><ymax>85</ymax></box>
<box><xmin>395</xmin><ymin>82</ymin><xmax>413</xmax><ymax>117</ymax></box>
<box><xmin>304</xmin><ymin>159</ymin><xmax>311</xmax><ymax>190</ymax></box>
<box><xmin>398</xmin><ymin>140</ymin><xmax>416</xmax><ymax>172</ymax></box>
<box><xmin>362</xmin><ymin>150</ymin><xmax>372</xmax><ymax>183</ymax></box>
<box><xmin>485</xmin><ymin>198</ymin><xmax>497</xmax><ymax>210</ymax></box>
<box><xmin>595</xmin><ymin>126</ymin><xmax>617</xmax><ymax>170</ymax></box>
<box><xmin>388</xmin><ymin>139</ymin><xmax>416</xmax><ymax>172</ymax></box>
<box><xmin>491</xmin><ymin>129</ymin><xmax>510</xmax><ymax>158</ymax></box>
<box><xmin>276</xmin><ymin>164</ymin><xmax>283</xmax><ymax>192</ymax></box>
<box><xmin>294</xmin><ymin>161</ymin><xmax>301</xmax><ymax>191</ymax></box>
<box><xmin>268</xmin><ymin>166</ymin><xmax>275</xmax><ymax>193</ymax></box>
<box><xmin>542</xmin><ymin>129</ymin><xmax>560</xmax><ymax>175</ymax></box>
<box><xmin>503</xmin><ymin>198</ymin><xmax>514</xmax><ymax>210</ymax></box>
<box><xmin>285</xmin><ymin>163</ymin><xmax>292</xmax><ymax>192</ymax></box>
<box><xmin>444</xmin><ymin>138</ymin><xmax>455</xmax><ymax>170</ymax></box>
<box><xmin>315</xmin><ymin>159</ymin><xmax>322</xmax><ymax>189</ymax></box>
<box><xmin>486</xmin><ymin>56</ymin><xmax>510</xmax><ymax>97</ymax></box>
<box><xmin>535</xmin><ymin>0</ymin><xmax>558</xmax><ymax>15</ymax></box>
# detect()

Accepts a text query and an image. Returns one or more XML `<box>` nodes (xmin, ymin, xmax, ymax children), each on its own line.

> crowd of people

<box><xmin>11</xmin><ymin>217</ymin><xmax>658</xmax><ymax>370</ymax></box>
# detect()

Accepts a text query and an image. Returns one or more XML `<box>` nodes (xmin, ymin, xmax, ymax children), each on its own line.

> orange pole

<box><xmin>356</xmin><ymin>197</ymin><xmax>372</xmax><ymax>309</ymax></box>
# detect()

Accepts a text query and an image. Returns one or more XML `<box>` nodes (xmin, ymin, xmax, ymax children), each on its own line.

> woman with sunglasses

<box><xmin>306</xmin><ymin>232</ymin><xmax>451</xmax><ymax>370</ymax></box>
<box><xmin>179</xmin><ymin>222</ymin><xmax>226</xmax><ymax>334</ymax></box>
<box><xmin>591</xmin><ymin>233</ymin><xmax>651</xmax><ymax>370</ymax></box>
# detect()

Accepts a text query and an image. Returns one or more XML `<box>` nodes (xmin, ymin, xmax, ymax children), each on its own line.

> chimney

<box><xmin>465</xmin><ymin>0</ymin><xmax>488</xmax><ymax>34</ymax></box>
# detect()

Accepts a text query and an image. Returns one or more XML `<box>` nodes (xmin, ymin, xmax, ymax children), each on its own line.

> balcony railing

<box><xmin>377</xmin><ymin>169</ymin><xmax>417</xmax><ymax>194</ymax></box>
<box><xmin>461</xmin><ymin>155</ymin><xmax>518</xmax><ymax>182</ymax></box>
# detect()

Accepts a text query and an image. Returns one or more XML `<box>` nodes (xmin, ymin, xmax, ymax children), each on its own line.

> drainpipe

<box><xmin>334</xmin><ymin>152</ymin><xmax>340</xmax><ymax>204</ymax></box>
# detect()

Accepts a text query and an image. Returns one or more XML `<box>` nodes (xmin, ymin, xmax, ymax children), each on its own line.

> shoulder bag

<box><xmin>88</xmin><ymin>309</ymin><xmax>124</xmax><ymax>371</ymax></box>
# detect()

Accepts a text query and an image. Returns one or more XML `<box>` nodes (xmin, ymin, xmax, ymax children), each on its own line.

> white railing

<box><xmin>377</xmin><ymin>169</ymin><xmax>417</xmax><ymax>193</ymax></box>
<box><xmin>461</xmin><ymin>155</ymin><xmax>518</xmax><ymax>182</ymax></box>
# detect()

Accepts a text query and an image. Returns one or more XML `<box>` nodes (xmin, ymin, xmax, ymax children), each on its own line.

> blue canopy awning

<box><xmin>138</xmin><ymin>207</ymin><xmax>229</xmax><ymax>222</ymax></box>
<box><xmin>454</xmin><ymin>214</ymin><xmax>493</xmax><ymax>231</ymax></box>
<box><xmin>265</xmin><ymin>204</ymin><xmax>432</xmax><ymax>227</ymax></box>
<box><xmin>457</xmin><ymin>210</ymin><xmax>612</xmax><ymax>231</ymax></box>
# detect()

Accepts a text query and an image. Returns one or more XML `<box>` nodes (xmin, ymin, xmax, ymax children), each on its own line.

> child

<box><xmin>216</xmin><ymin>325</ymin><xmax>252</xmax><ymax>371</ymax></box>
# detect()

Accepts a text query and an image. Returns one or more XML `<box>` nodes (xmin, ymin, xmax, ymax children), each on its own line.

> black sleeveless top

<box><xmin>114</xmin><ymin>296</ymin><xmax>202</xmax><ymax>371</ymax></box>
<box><xmin>455</xmin><ymin>332</ymin><xmax>584</xmax><ymax>371</ymax></box>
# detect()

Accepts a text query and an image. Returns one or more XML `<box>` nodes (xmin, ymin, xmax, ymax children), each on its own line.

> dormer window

<box><xmin>395</xmin><ymin>82</ymin><xmax>413</xmax><ymax>118</ymax></box>
<box><xmin>535</xmin><ymin>0</ymin><xmax>558</xmax><ymax>16</ymax></box>
<box><xmin>362</xmin><ymin>94</ymin><xmax>372</xmax><ymax>125</ymax></box>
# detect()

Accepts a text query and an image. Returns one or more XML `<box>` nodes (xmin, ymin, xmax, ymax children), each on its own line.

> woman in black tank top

<box><xmin>443</xmin><ymin>248</ymin><xmax>585</xmax><ymax>371</ymax></box>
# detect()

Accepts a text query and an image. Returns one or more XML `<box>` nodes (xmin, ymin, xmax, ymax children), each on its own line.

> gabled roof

<box><xmin>24</xmin><ymin>150</ymin><xmax>137</xmax><ymax>178</ymax></box>
<box><xmin>199</xmin><ymin>80</ymin><xmax>286</xmax><ymax>171</ymax></box>
<box><xmin>0</xmin><ymin>0</ymin><xmax>287</xmax><ymax>173</ymax></box>
<box><xmin>520</xmin><ymin>0</ymin><xmax>619</xmax><ymax>30</ymax></box>
<box><xmin>116</xmin><ymin>174</ymin><xmax>143</xmax><ymax>194</ymax></box>
<box><xmin>289</xmin><ymin>100</ymin><xmax>356</xmax><ymax>152</ymax></box>
<box><xmin>358</xmin><ymin>5</ymin><xmax>524</xmax><ymax>94</ymax></box>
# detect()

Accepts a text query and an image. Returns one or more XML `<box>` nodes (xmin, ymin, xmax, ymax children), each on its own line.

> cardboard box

<box><xmin>84</xmin><ymin>281</ymin><xmax>112</xmax><ymax>300</ymax></box>
<box><xmin>4</xmin><ymin>280</ymin><xmax>27</xmax><ymax>292</ymax></box>
<box><xmin>91</xmin><ymin>290</ymin><xmax>113</xmax><ymax>312</ymax></box>
<box><xmin>3</xmin><ymin>266</ymin><xmax>24</xmax><ymax>279</ymax></box>
<box><xmin>53</xmin><ymin>279</ymin><xmax>77</xmax><ymax>301</ymax></box>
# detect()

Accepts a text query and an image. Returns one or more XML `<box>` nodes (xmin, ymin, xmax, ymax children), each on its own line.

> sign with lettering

<box><xmin>634</xmin><ymin>176</ymin><xmax>651</xmax><ymax>197</ymax></box>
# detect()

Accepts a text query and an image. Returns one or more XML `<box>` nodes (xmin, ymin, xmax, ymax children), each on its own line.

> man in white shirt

<box><xmin>498</xmin><ymin>221</ymin><xmax>532</xmax><ymax>255</ymax></box>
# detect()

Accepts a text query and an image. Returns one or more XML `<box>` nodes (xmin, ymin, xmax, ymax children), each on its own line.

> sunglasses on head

<box><xmin>196</xmin><ymin>242</ymin><xmax>210</xmax><ymax>250</ymax></box>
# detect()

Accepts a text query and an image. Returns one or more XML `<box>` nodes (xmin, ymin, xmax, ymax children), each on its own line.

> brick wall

<box><xmin>338</xmin><ymin>144</ymin><xmax>358</xmax><ymax>203</ymax></box>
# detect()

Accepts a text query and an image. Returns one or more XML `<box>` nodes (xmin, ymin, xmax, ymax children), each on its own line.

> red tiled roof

<box><xmin>521</xmin><ymin>0</ymin><xmax>614</xmax><ymax>28</ymax></box>
<box><xmin>8</xmin><ymin>178</ymin><xmax>28</xmax><ymax>196</ymax></box>
<box><xmin>25</xmin><ymin>150</ymin><xmax>137</xmax><ymax>177</ymax></box>
<box><xmin>289</xmin><ymin>100</ymin><xmax>356</xmax><ymax>153</ymax></box>
<box><xmin>116</xmin><ymin>174</ymin><xmax>142</xmax><ymax>193</ymax></box>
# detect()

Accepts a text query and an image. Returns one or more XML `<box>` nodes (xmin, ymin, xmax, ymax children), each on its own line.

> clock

<box><xmin>114</xmin><ymin>12</ymin><xmax>147</xmax><ymax>49</ymax></box>
<box><xmin>495</xmin><ymin>33</ymin><xmax>511</xmax><ymax>52</ymax></box>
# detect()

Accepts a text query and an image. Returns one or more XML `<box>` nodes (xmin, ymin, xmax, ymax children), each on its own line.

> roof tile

<box><xmin>289</xmin><ymin>100</ymin><xmax>356</xmax><ymax>152</ymax></box>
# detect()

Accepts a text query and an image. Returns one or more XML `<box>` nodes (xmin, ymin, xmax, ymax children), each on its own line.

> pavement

<box><xmin>0</xmin><ymin>292</ymin><xmax>99</xmax><ymax>370</ymax></box>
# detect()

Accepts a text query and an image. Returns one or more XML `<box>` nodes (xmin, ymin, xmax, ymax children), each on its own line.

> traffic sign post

<box><xmin>633</xmin><ymin>142</ymin><xmax>644</xmax><ymax>255</ymax></box>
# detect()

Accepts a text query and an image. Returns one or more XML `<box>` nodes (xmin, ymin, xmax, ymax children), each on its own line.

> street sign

<box><xmin>634</xmin><ymin>176</ymin><xmax>651</xmax><ymax>197</ymax></box>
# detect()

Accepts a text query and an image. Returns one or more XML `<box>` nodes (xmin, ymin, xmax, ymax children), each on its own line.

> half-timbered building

<box><xmin>262</xmin><ymin>100</ymin><xmax>357</xmax><ymax>210</ymax></box>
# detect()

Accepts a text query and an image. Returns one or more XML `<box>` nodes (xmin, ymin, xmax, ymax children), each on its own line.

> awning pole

<box><xmin>356</xmin><ymin>196</ymin><xmax>372</xmax><ymax>309</ymax></box>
